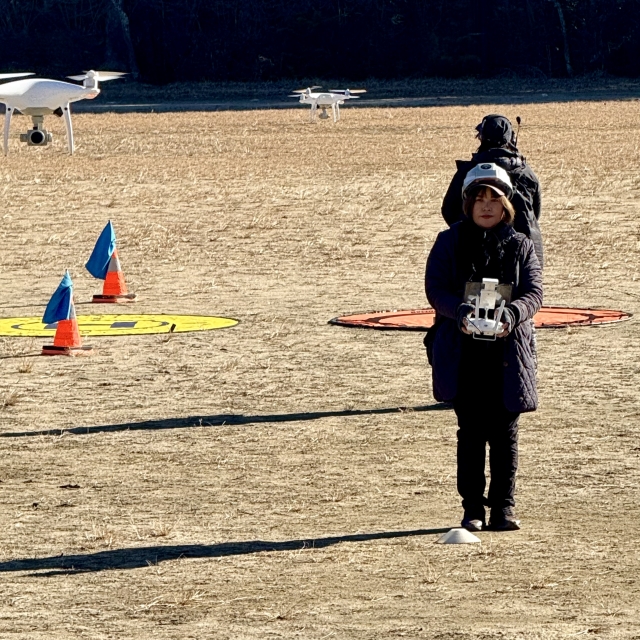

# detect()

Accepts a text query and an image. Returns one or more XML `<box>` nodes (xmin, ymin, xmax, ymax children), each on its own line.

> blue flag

<box><xmin>86</xmin><ymin>220</ymin><xmax>116</xmax><ymax>280</ymax></box>
<box><xmin>43</xmin><ymin>270</ymin><xmax>74</xmax><ymax>324</ymax></box>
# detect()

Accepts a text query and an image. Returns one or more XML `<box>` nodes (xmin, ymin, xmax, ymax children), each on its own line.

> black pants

<box><xmin>453</xmin><ymin>395</ymin><xmax>520</xmax><ymax>515</ymax></box>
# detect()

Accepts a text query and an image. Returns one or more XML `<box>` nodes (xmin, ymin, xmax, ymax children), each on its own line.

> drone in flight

<box><xmin>0</xmin><ymin>70</ymin><xmax>126</xmax><ymax>155</ymax></box>
<box><xmin>288</xmin><ymin>86</ymin><xmax>366</xmax><ymax>122</ymax></box>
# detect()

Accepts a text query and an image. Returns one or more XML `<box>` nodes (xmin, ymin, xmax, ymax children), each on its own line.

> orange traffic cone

<box><xmin>92</xmin><ymin>249</ymin><xmax>137</xmax><ymax>303</ymax></box>
<box><xmin>42</xmin><ymin>298</ymin><xmax>93</xmax><ymax>356</ymax></box>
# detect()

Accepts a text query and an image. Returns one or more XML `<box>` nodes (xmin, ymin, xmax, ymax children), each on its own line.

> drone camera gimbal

<box><xmin>19</xmin><ymin>115</ymin><xmax>52</xmax><ymax>147</ymax></box>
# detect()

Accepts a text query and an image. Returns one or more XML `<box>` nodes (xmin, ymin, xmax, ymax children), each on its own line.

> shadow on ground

<box><xmin>0</xmin><ymin>403</ymin><xmax>450</xmax><ymax>438</ymax></box>
<box><xmin>0</xmin><ymin>527</ymin><xmax>451</xmax><ymax>576</ymax></box>
<box><xmin>68</xmin><ymin>90</ymin><xmax>640</xmax><ymax>114</ymax></box>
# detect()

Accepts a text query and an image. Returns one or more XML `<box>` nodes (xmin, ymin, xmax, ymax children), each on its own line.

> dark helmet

<box><xmin>475</xmin><ymin>114</ymin><xmax>516</xmax><ymax>148</ymax></box>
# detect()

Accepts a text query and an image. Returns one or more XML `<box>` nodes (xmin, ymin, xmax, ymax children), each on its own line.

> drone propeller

<box><xmin>0</xmin><ymin>72</ymin><xmax>34</xmax><ymax>80</ymax></box>
<box><xmin>329</xmin><ymin>89</ymin><xmax>367</xmax><ymax>94</ymax></box>
<box><xmin>290</xmin><ymin>85</ymin><xmax>321</xmax><ymax>94</ymax></box>
<box><xmin>67</xmin><ymin>71</ymin><xmax>127</xmax><ymax>82</ymax></box>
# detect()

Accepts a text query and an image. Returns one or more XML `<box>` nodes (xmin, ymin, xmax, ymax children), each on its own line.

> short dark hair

<box><xmin>463</xmin><ymin>185</ymin><xmax>516</xmax><ymax>225</ymax></box>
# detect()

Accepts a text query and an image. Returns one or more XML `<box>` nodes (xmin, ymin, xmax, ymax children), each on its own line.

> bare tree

<box><xmin>106</xmin><ymin>0</ymin><xmax>139</xmax><ymax>77</ymax></box>
<box><xmin>548</xmin><ymin>0</ymin><xmax>572</xmax><ymax>76</ymax></box>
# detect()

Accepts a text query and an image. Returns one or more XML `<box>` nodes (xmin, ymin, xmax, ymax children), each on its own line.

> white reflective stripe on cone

<box><xmin>107</xmin><ymin>251</ymin><xmax>122</xmax><ymax>273</ymax></box>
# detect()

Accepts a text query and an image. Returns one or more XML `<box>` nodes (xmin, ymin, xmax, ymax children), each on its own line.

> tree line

<box><xmin>0</xmin><ymin>0</ymin><xmax>639</xmax><ymax>83</ymax></box>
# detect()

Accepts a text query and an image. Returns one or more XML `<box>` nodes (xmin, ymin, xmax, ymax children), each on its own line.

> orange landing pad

<box><xmin>329</xmin><ymin>306</ymin><xmax>632</xmax><ymax>331</ymax></box>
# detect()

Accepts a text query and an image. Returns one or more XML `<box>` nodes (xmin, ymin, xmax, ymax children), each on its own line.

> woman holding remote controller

<box><xmin>425</xmin><ymin>163</ymin><xmax>543</xmax><ymax>532</ymax></box>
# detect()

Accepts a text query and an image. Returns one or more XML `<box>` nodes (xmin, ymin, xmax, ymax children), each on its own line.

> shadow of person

<box><xmin>0</xmin><ymin>403</ymin><xmax>451</xmax><ymax>438</ymax></box>
<box><xmin>0</xmin><ymin>527</ymin><xmax>452</xmax><ymax>576</ymax></box>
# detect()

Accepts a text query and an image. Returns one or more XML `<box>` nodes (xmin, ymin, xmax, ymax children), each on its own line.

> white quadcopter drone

<box><xmin>463</xmin><ymin>278</ymin><xmax>513</xmax><ymax>340</ymax></box>
<box><xmin>0</xmin><ymin>70</ymin><xmax>126</xmax><ymax>155</ymax></box>
<box><xmin>288</xmin><ymin>86</ymin><xmax>366</xmax><ymax>122</ymax></box>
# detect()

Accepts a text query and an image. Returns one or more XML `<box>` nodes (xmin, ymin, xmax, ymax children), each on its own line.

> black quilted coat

<box><xmin>425</xmin><ymin>220</ymin><xmax>543</xmax><ymax>413</ymax></box>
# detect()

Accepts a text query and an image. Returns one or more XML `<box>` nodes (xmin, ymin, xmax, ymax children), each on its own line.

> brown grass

<box><xmin>0</xmin><ymin>390</ymin><xmax>21</xmax><ymax>409</ymax></box>
<box><xmin>0</xmin><ymin>97</ymin><xmax>638</xmax><ymax>638</ymax></box>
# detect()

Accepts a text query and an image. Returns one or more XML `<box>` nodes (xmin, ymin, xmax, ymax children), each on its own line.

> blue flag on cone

<box><xmin>43</xmin><ymin>270</ymin><xmax>74</xmax><ymax>324</ymax></box>
<box><xmin>86</xmin><ymin>221</ymin><xmax>116</xmax><ymax>280</ymax></box>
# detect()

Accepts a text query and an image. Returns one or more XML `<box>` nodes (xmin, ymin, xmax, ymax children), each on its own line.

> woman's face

<box><xmin>471</xmin><ymin>187</ymin><xmax>505</xmax><ymax>229</ymax></box>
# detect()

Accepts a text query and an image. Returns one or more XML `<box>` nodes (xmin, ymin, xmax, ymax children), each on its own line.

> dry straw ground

<box><xmin>0</xmin><ymin>95</ymin><xmax>639</xmax><ymax>639</ymax></box>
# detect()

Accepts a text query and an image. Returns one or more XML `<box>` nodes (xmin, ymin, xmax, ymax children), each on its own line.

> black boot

<box><xmin>461</xmin><ymin>507</ymin><xmax>486</xmax><ymax>532</ymax></box>
<box><xmin>487</xmin><ymin>506</ymin><xmax>520</xmax><ymax>531</ymax></box>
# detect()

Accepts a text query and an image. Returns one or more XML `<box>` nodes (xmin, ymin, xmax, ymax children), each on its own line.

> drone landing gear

<box><xmin>19</xmin><ymin>115</ymin><xmax>53</xmax><ymax>148</ymax></box>
<box><xmin>3</xmin><ymin>106</ymin><xmax>12</xmax><ymax>156</ymax></box>
<box><xmin>62</xmin><ymin>103</ymin><xmax>74</xmax><ymax>154</ymax></box>
<box><xmin>9</xmin><ymin>103</ymin><xmax>73</xmax><ymax>155</ymax></box>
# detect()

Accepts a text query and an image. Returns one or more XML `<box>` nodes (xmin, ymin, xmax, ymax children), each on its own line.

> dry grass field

<box><xmin>0</xmin><ymin>94</ymin><xmax>639</xmax><ymax>638</ymax></box>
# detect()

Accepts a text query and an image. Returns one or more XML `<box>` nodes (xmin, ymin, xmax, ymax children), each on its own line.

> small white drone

<box><xmin>0</xmin><ymin>70</ymin><xmax>126</xmax><ymax>155</ymax></box>
<box><xmin>288</xmin><ymin>86</ymin><xmax>366</xmax><ymax>122</ymax></box>
<box><xmin>463</xmin><ymin>278</ymin><xmax>511</xmax><ymax>340</ymax></box>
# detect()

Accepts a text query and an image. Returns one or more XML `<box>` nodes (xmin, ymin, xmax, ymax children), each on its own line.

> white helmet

<box><xmin>462</xmin><ymin>162</ymin><xmax>513</xmax><ymax>200</ymax></box>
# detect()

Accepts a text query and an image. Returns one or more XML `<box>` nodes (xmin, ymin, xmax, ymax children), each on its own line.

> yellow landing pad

<box><xmin>0</xmin><ymin>314</ymin><xmax>238</xmax><ymax>337</ymax></box>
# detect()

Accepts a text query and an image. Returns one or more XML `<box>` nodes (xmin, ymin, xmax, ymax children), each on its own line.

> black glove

<box><xmin>499</xmin><ymin>305</ymin><xmax>518</xmax><ymax>336</ymax></box>
<box><xmin>456</xmin><ymin>303</ymin><xmax>475</xmax><ymax>332</ymax></box>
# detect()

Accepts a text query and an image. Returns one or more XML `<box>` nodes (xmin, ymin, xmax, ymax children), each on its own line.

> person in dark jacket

<box><xmin>441</xmin><ymin>114</ymin><xmax>544</xmax><ymax>267</ymax></box>
<box><xmin>425</xmin><ymin>164</ymin><xmax>543</xmax><ymax>532</ymax></box>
